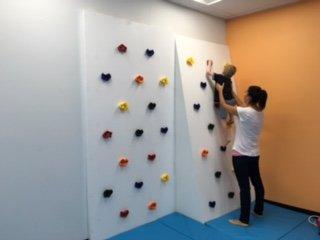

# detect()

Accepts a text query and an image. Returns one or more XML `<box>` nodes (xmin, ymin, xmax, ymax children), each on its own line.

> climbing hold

<box><xmin>208</xmin><ymin>123</ymin><xmax>215</xmax><ymax>131</ymax></box>
<box><xmin>119</xmin><ymin>158</ymin><xmax>129</xmax><ymax>168</ymax></box>
<box><xmin>145</xmin><ymin>49</ymin><xmax>155</xmax><ymax>57</ymax></box>
<box><xmin>193</xmin><ymin>103</ymin><xmax>201</xmax><ymax>111</ymax></box>
<box><xmin>135</xmin><ymin>75</ymin><xmax>144</xmax><ymax>85</ymax></box>
<box><xmin>148</xmin><ymin>153</ymin><xmax>156</xmax><ymax>161</ymax></box>
<box><xmin>209</xmin><ymin>201</ymin><xmax>216</xmax><ymax>208</ymax></box>
<box><xmin>118</xmin><ymin>101</ymin><xmax>129</xmax><ymax>112</ymax></box>
<box><xmin>215</xmin><ymin>171</ymin><xmax>222</xmax><ymax>178</ymax></box>
<box><xmin>160</xmin><ymin>127</ymin><xmax>168</xmax><ymax>134</ymax></box>
<box><xmin>103</xmin><ymin>189</ymin><xmax>113</xmax><ymax>198</ymax></box>
<box><xmin>148</xmin><ymin>201</ymin><xmax>157</xmax><ymax>211</ymax></box>
<box><xmin>117</xmin><ymin>44</ymin><xmax>127</xmax><ymax>53</ymax></box>
<box><xmin>220</xmin><ymin>146</ymin><xmax>227</xmax><ymax>152</ymax></box>
<box><xmin>228</xmin><ymin>192</ymin><xmax>235</xmax><ymax>199</ymax></box>
<box><xmin>102</xmin><ymin>130</ymin><xmax>112</xmax><ymax>140</ymax></box>
<box><xmin>120</xmin><ymin>209</ymin><xmax>129</xmax><ymax>218</ymax></box>
<box><xmin>161</xmin><ymin>173</ymin><xmax>170</xmax><ymax>183</ymax></box>
<box><xmin>135</xmin><ymin>129</ymin><xmax>144</xmax><ymax>137</ymax></box>
<box><xmin>101</xmin><ymin>73</ymin><xmax>111</xmax><ymax>82</ymax></box>
<box><xmin>201</xmin><ymin>149</ymin><xmax>209</xmax><ymax>158</ymax></box>
<box><xmin>159</xmin><ymin>77</ymin><xmax>169</xmax><ymax>87</ymax></box>
<box><xmin>148</xmin><ymin>102</ymin><xmax>156</xmax><ymax>110</ymax></box>
<box><xmin>200</xmin><ymin>82</ymin><xmax>207</xmax><ymax>89</ymax></box>
<box><xmin>186</xmin><ymin>57</ymin><xmax>195</xmax><ymax>66</ymax></box>
<box><xmin>134</xmin><ymin>181</ymin><xmax>143</xmax><ymax>189</ymax></box>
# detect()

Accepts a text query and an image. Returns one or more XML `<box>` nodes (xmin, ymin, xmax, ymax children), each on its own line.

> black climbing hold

<box><xmin>135</xmin><ymin>129</ymin><xmax>144</xmax><ymax>137</ymax></box>
<box><xmin>103</xmin><ymin>189</ymin><xmax>113</xmax><ymax>198</ymax></box>
<box><xmin>148</xmin><ymin>102</ymin><xmax>156</xmax><ymax>110</ymax></box>
<box><xmin>134</xmin><ymin>181</ymin><xmax>144</xmax><ymax>189</ymax></box>
<box><xmin>145</xmin><ymin>49</ymin><xmax>155</xmax><ymax>57</ymax></box>
<box><xmin>200</xmin><ymin>82</ymin><xmax>207</xmax><ymax>89</ymax></box>
<box><xmin>228</xmin><ymin>192</ymin><xmax>235</xmax><ymax>199</ymax></box>
<box><xmin>209</xmin><ymin>201</ymin><xmax>216</xmax><ymax>208</ymax></box>
<box><xmin>220</xmin><ymin>146</ymin><xmax>227</xmax><ymax>152</ymax></box>
<box><xmin>101</xmin><ymin>73</ymin><xmax>111</xmax><ymax>82</ymax></box>
<box><xmin>208</xmin><ymin>123</ymin><xmax>215</xmax><ymax>131</ymax></box>
<box><xmin>193</xmin><ymin>103</ymin><xmax>201</xmax><ymax>111</ymax></box>
<box><xmin>160</xmin><ymin>127</ymin><xmax>168</xmax><ymax>134</ymax></box>
<box><xmin>215</xmin><ymin>171</ymin><xmax>222</xmax><ymax>178</ymax></box>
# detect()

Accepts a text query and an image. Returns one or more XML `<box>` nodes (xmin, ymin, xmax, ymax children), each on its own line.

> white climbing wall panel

<box><xmin>175</xmin><ymin>35</ymin><xmax>240</xmax><ymax>223</ymax></box>
<box><xmin>81</xmin><ymin>12</ymin><xmax>175</xmax><ymax>240</ymax></box>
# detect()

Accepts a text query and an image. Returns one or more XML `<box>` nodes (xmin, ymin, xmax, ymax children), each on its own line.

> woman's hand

<box><xmin>216</xmin><ymin>83</ymin><xmax>224</xmax><ymax>92</ymax></box>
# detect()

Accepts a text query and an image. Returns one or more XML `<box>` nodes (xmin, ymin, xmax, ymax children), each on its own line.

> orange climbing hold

<box><xmin>135</xmin><ymin>75</ymin><xmax>144</xmax><ymax>85</ymax></box>
<box><xmin>119</xmin><ymin>158</ymin><xmax>129</xmax><ymax>168</ymax></box>
<box><xmin>148</xmin><ymin>201</ymin><xmax>157</xmax><ymax>211</ymax></box>
<box><xmin>201</xmin><ymin>149</ymin><xmax>209</xmax><ymax>158</ymax></box>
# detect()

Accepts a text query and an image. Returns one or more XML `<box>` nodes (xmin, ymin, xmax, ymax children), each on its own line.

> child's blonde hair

<box><xmin>223</xmin><ymin>64</ymin><xmax>237</xmax><ymax>78</ymax></box>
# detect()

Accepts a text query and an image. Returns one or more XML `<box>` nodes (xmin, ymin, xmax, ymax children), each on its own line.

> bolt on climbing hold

<box><xmin>161</xmin><ymin>173</ymin><xmax>170</xmax><ymax>183</ymax></box>
<box><xmin>101</xmin><ymin>73</ymin><xmax>111</xmax><ymax>82</ymax></box>
<box><xmin>148</xmin><ymin>102</ymin><xmax>156</xmax><ymax>110</ymax></box>
<box><xmin>117</xmin><ymin>44</ymin><xmax>127</xmax><ymax>53</ymax></box>
<box><xmin>135</xmin><ymin>129</ymin><xmax>144</xmax><ymax>137</ymax></box>
<box><xmin>134</xmin><ymin>181</ymin><xmax>143</xmax><ymax>189</ymax></box>
<box><xmin>118</xmin><ymin>101</ymin><xmax>129</xmax><ymax>112</ymax></box>
<box><xmin>209</xmin><ymin>201</ymin><xmax>216</xmax><ymax>208</ymax></box>
<box><xmin>119</xmin><ymin>158</ymin><xmax>129</xmax><ymax>168</ymax></box>
<box><xmin>208</xmin><ymin>123</ymin><xmax>215</xmax><ymax>131</ymax></box>
<box><xmin>145</xmin><ymin>49</ymin><xmax>155</xmax><ymax>57</ymax></box>
<box><xmin>159</xmin><ymin>77</ymin><xmax>169</xmax><ymax>87</ymax></box>
<box><xmin>186</xmin><ymin>57</ymin><xmax>195</xmax><ymax>66</ymax></box>
<box><xmin>102</xmin><ymin>130</ymin><xmax>112</xmax><ymax>140</ymax></box>
<box><xmin>220</xmin><ymin>146</ymin><xmax>227</xmax><ymax>152</ymax></box>
<box><xmin>148</xmin><ymin>153</ymin><xmax>156</xmax><ymax>161</ymax></box>
<box><xmin>119</xmin><ymin>209</ymin><xmax>129</xmax><ymax>218</ymax></box>
<box><xmin>201</xmin><ymin>149</ymin><xmax>209</xmax><ymax>158</ymax></box>
<box><xmin>103</xmin><ymin>189</ymin><xmax>113</xmax><ymax>198</ymax></box>
<box><xmin>193</xmin><ymin>103</ymin><xmax>201</xmax><ymax>111</ymax></box>
<box><xmin>160</xmin><ymin>127</ymin><xmax>168</xmax><ymax>134</ymax></box>
<box><xmin>148</xmin><ymin>201</ymin><xmax>157</xmax><ymax>210</ymax></box>
<box><xmin>200</xmin><ymin>82</ymin><xmax>207</xmax><ymax>89</ymax></box>
<box><xmin>135</xmin><ymin>75</ymin><xmax>144</xmax><ymax>85</ymax></box>
<box><xmin>215</xmin><ymin>171</ymin><xmax>222</xmax><ymax>178</ymax></box>
<box><xmin>228</xmin><ymin>192</ymin><xmax>235</xmax><ymax>199</ymax></box>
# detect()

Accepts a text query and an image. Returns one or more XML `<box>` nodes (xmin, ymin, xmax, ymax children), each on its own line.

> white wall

<box><xmin>0</xmin><ymin>1</ymin><xmax>225</xmax><ymax>240</ymax></box>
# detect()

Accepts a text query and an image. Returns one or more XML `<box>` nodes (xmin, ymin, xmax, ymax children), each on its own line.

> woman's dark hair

<box><xmin>247</xmin><ymin>86</ymin><xmax>268</xmax><ymax>110</ymax></box>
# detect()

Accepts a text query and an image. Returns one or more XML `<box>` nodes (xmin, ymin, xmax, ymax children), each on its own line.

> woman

<box><xmin>216</xmin><ymin>83</ymin><xmax>268</xmax><ymax>227</ymax></box>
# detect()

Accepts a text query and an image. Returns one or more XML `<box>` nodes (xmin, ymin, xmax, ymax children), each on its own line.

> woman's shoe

<box><xmin>229</xmin><ymin>219</ymin><xmax>249</xmax><ymax>227</ymax></box>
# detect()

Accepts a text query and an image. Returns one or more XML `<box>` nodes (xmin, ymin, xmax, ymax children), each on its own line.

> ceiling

<box><xmin>167</xmin><ymin>0</ymin><xmax>300</xmax><ymax>19</ymax></box>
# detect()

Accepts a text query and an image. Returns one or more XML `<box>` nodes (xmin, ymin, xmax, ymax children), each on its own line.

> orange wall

<box><xmin>227</xmin><ymin>0</ymin><xmax>320</xmax><ymax>212</ymax></box>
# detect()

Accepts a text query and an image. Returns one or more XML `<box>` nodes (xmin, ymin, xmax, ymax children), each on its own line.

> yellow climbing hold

<box><xmin>118</xmin><ymin>101</ymin><xmax>129</xmax><ymax>112</ymax></box>
<box><xmin>161</xmin><ymin>173</ymin><xmax>170</xmax><ymax>183</ymax></box>
<box><xmin>186</xmin><ymin>57</ymin><xmax>195</xmax><ymax>66</ymax></box>
<box><xmin>159</xmin><ymin>77</ymin><xmax>169</xmax><ymax>87</ymax></box>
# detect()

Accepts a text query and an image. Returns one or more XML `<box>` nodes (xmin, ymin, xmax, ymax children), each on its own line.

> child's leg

<box><xmin>227</xmin><ymin>113</ymin><xmax>234</xmax><ymax>126</ymax></box>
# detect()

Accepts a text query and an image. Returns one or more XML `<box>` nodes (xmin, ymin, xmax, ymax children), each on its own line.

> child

<box><xmin>206</xmin><ymin>60</ymin><xmax>237</xmax><ymax>149</ymax></box>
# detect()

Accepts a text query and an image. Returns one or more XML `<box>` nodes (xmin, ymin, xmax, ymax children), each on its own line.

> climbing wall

<box><xmin>175</xmin><ymin>35</ymin><xmax>240</xmax><ymax>223</ymax></box>
<box><xmin>81</xmin><ymin>12</ymin><xmax>175</xmax><ymax>240</ymax></box>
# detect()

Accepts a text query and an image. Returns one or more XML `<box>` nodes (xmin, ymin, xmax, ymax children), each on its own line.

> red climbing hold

<box><xmin>102</xmin><ymin>130</ymin><xmax>112</xmax><ymax>140</ymax></box>
<box><xmin>148</xmin><ymin>153</ymin><xmax>156</xmax><ymax>161</ymax></box>
<box><xmin>117</xmin><ymin>44</ymin><xmax>127</xmax><ymax>53</ymax></box>
<box><xmin>120</xmin><ymin>209</ymin><xmax>129</xmax><ymax>218</ymax></box>
<box><xmin>119</xmin><ymin>158</ymin><xmax>129</xmax><ymax>168</ymax></box>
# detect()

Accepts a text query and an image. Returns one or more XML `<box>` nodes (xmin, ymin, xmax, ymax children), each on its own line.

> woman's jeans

<box><xmin>232</xmin><ymin>155</ymin><xmax>265</xmax><ymax>224</ymax></box>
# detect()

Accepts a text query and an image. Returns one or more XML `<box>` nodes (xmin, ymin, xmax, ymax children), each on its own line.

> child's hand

<box><xmin>215</xmin><ymin>83</ymin><xmax>224</xmax><ymax>92</ymax></box>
